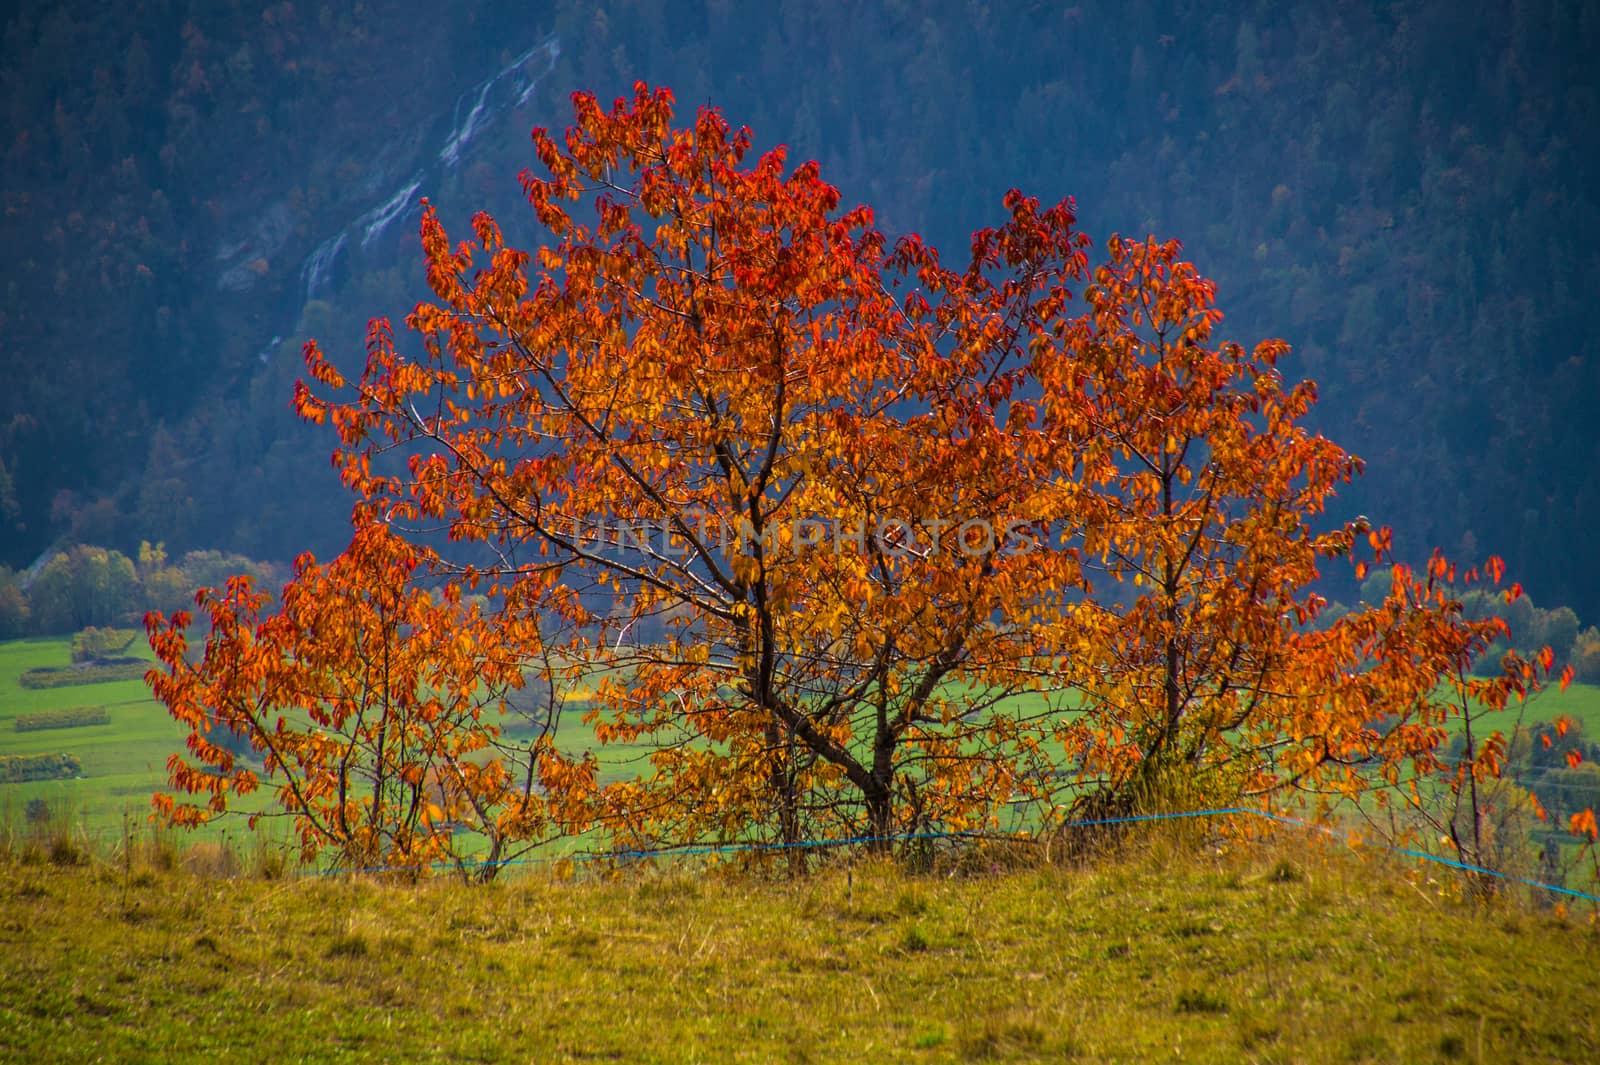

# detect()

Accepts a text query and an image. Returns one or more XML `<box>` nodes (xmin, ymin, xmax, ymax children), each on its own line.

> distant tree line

<box><xmin>0</xmin><ymin>541</ymin><xmax>277</xmax><ymax>638</ymax></box>
<box><xmin>1349</xmin><ymin>565</ymin><xmax>1600</xmax><ymax>685</ymax></box>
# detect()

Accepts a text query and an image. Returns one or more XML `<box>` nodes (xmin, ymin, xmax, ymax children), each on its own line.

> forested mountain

<box><xmin>2</xmin><ymin>0</ymin><xmax>1597</xmax><ymax>616</ymax></box>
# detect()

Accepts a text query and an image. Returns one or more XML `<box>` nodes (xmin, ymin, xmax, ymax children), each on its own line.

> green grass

<box><xmin>1516</xmin><ymin>681</ymin><xmax>1600</xmax><ymax>738</ymax></box>
<box><xmin>0</xmin><ymin>638</ymin><xmax>157</xmax><ymax>717</ymax></box>
<box><xmin>1390</xmin><ymin>675</ymin><xmax>1600</xmax><ymax>743</ymax></box>
<box><xmin>1</xmin><ymin>833</ymin><xmax>1596</xmax><ymax>1062</ymax></box>
<box><xmin>0</xmin><ymin>637</ymin><xmax>266</xmax><ymax>840</ymax></box>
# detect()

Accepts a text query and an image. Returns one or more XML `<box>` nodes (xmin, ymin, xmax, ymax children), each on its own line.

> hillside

<box><xmin>1</xmin><ymin>0</ymin><xmax>1597</xmax><ymax>617</ymax></box>
<box><xmin>2</xmin><ymin>835</ymin><xmax>1597</xmax><ymax>1062</ymax></box>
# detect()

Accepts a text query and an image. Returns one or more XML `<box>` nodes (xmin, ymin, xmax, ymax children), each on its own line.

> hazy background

<box><xmin>1</xmin><ymin>0</ymin><xmax>1596</xmax><ymax>618</ymax></box>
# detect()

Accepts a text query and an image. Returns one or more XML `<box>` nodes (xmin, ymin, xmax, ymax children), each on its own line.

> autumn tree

<box><xmin>1015</xmin><ymin>234</ymin><xmax>1369</xmax><ymax>822</ymax></box>
<box><xmin>148</xmin><ymin>82</ymin><xmax>1587</xmax><ymax>878</ymax></box>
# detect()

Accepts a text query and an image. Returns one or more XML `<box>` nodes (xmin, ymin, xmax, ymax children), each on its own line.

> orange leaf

<box><xmin>1567</xmin><ymin>749</ymin><xmax>1583</xmax><ymax>769</ymax></box>
<box><xmin>1570</xmin><ymin>808</ymin><xmax>1598</xmax><ymax>842</ymax></box>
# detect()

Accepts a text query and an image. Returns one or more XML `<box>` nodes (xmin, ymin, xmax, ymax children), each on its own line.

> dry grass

<box><xmin>1</xmin><ymin>826</ymin><xmax>1597</xmax><ymax>1062</ymax></box>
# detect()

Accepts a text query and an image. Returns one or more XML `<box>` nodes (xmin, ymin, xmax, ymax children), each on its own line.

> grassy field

<box><xmin>1510</xmin><ymin>680</ymin><xmax>1600</xmax><ymax>737</ymax></box>
<box><xmin>0</xmin><ymin>635</ymin><xmax>644</xmax><ymax>842</ymax></box>
<box><xmin>0</xmin><ymin>637</ymin><xmax>197</xmax><ymax>838</ymax></box>
<box><xmin>1</xmin><ymin>830</ymin><xmax>1596</xmax><ymax>1062</ymax></box>
<box><xmin>0</xmin><ymin>634</ymin><xmax>670</xmax><ymax>863</ymax></box>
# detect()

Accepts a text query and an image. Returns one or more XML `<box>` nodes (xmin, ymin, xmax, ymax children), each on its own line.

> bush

<box><xmin>140</xmin><ymin>565</ymin><xmax>193</xmax><ymax>617</ymax></box>
<box><xmin>1529</xmin><ymin>762</ymin><xmax>1600</xmax><ymax>822</ymax></box>
<box><xmin>70</xmin><ymin>626</ymin><xmax>139</xmax><ymax>663</ymax></box>
<box><xmin>0</xmin><ymin>753</ymin><xmax>84</xmax><ymax>783</ymax></box>
<box><xmin>1574</xmin><ymin>628</ymin><xmax>1600</xmax><ymax>685</ymax></box>
<box><xmin>1536</xmin><ymin>606</ymin><xmax>1580</xmax><ymax>664</ymax></box>
<box><xmin>14</xmin><ymin>706</ymin><xmax>110</xmax><ymax>732</ymax></box>
<box><xmin>18</xmin><ymin>658</ymin><xmax>148</xmax><ymax>689</ymax></box>
<box><xmin>177</xmin><ymin>550</ymin><xmax>276</xmax><ymax>596</ymax></box>
<box><xmin>4</xmin><ymin>543</ymin><xmax>279</xmax><ymax>638</ymax></box>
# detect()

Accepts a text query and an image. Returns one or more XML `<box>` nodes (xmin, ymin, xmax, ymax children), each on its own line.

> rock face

<box><xmin>215</xmin><ymin>34</ymin><xmax>561</xmax><ymax>330</ymax></box>
<box><xmin>214</xmin><ymin>203</ymin><xmax>294</xmax><ymax>293</ymax></box>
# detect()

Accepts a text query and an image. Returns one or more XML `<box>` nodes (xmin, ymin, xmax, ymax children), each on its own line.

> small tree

<box><xmin>0</xmin><ymin>570</ymin><xmax>29</xmax><ymax>638</ymax></box>
<box><xmin>1030</xmin><ymin>235</ymin><xmax>1369</xmax><ymax>820</ymax></box>
<box><xmin>147</xmin><ymin>523</ymin><xmax>593</xmax><ymax>878</ymax></box>
<box><xmin>1311</xmin><ymin>555</ymin><xmax>1570</xmax><ymax>896</ymax></box>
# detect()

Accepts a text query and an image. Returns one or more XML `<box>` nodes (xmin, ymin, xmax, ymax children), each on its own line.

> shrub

<box><xmin>1574</xmin><ymin>627</ymin><xmax>1600</xmax><ymax>685</ymax></box>
<box><xmin>1529</xmin><ymin>762</ymin><xmax>1600</xmax><ymax>822</ymax></box>
<box><xmin>28</xmin><ymin>546</ymin><xmax>140</xmax><ymax>633</ymax></box>
<box><xmin>139</xmin><ymin>564</ymin><xmax>193</xmax><ymax>617</ymax></box>
<box><xmin>177</xmin><ymin>550</ymin><xmax>276</xmax><ymax>596</ymax></box>
<box><xmin>18</xmin><ymin>659</ymin><xmax>148</xmax><ymax>689</ymax></box>
<box><xmin>0</xmin><ymin>753</ymin><xmax>84</xmax><ymax>783</ymax></box>
<box><xmin>1536</xmin><ymin>606</ymin><xmax>1580</xmax><ymax>664</ymax></box>
<box><xmin>70</xmin><ymin>626</ymin><xmax>139</xmax><ymax>663</ymax></box>
<box><xmin>14</xmin><ymin>706</ymin><xmax>110</xmax><ymax>732</ymax></box>
<box><xmin>27</xmin><ymin>553</ymin><xmax>75</xmax><ymax>633</ymax></box>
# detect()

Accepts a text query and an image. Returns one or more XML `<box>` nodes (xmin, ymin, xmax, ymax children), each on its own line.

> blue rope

<box><xmin>291</xmin><ymin>805</ymin><xmax>1600</xmax><ymax>902</ymax></box>
<box><xmin>1237</xmin><ymin>807</ymin><xmax>1600</xmax><ymax>903</ymax></box>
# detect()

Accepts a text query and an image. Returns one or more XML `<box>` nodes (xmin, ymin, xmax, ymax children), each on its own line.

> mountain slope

<box><xmin>2</xmin><ymin>0</ymin><xmax>1596</xmax><ymax>617</ymax></box>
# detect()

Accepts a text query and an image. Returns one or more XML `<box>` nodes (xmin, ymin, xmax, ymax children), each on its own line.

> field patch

<box><xmin>0</xmin><ymin>637</ymin><xmax>222</xmax><ymax>838</ymax></box>
<box><xmin>14</xmin><ymin>706</ymin><xmax>109</xmax><ymax>732</ymax></box>
<box><xmin>18</xmin><ymin>657</ymin><xmax>149</xmax><ymax>690</ymax></box>
<box><xmin>0</xmin><ymin>753</ymin><xmax>82</xmax><ymax>784</ymax></box>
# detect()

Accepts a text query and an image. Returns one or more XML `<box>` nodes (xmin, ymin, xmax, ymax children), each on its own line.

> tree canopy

<box><xmin>147</xmin><ymin>86</ymin><xmax>1578</xmax><ymax>879</ymax></box>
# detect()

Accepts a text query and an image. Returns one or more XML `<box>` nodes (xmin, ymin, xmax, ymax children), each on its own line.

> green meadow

<box><xmin>0</xmin><ymin>637</ymin><xmax>194</xmax><ymax>838</ymax></box>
